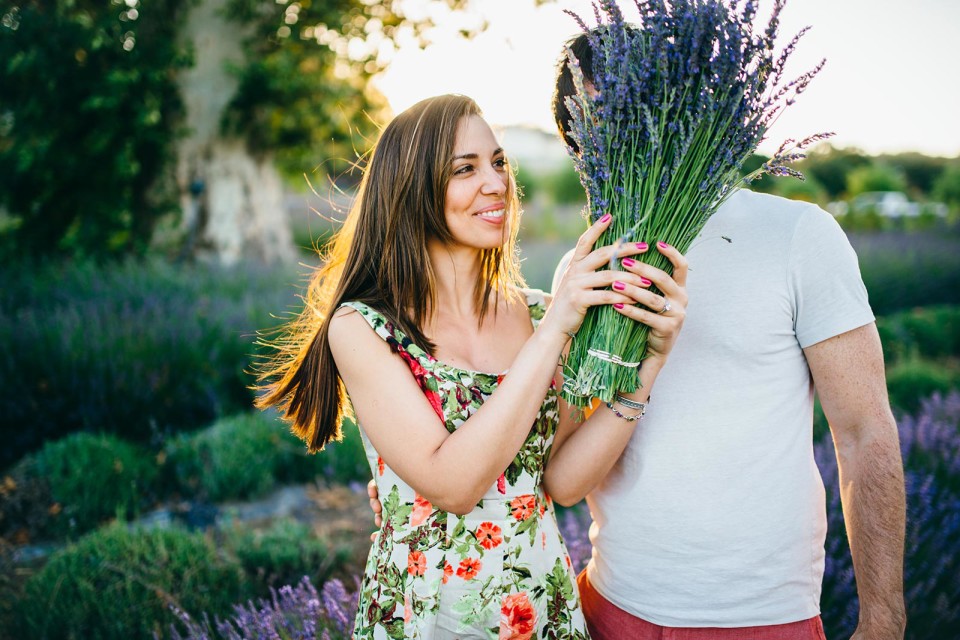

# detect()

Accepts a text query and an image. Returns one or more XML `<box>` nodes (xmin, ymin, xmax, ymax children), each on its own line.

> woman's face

<box><xmin>443</xmin><ymin>114</ymin><xmax>510</xmax><ymax>251</ymax></box>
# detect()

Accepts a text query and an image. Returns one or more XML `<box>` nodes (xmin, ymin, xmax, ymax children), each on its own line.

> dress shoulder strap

<box><xmin>338</xmin><ymin>301</ymin><xmax>432</xmax><ymax>364</ymax></box>
<box><xmin>521</xmin><ymin>288</ymin><xmax>548</xmax><ymax>329</ymax></box>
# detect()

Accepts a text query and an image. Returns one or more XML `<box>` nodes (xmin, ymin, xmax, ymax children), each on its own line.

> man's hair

<box><xmin>552</xmin><ymin>32</ymin><xmax>594</xmax><ymax>152</ymax></box>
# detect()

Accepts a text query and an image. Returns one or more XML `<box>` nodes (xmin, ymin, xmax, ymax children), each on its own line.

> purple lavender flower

<box><xmin>561</xmin><ymin>0</ymin><xmax>833</xmax><ymax>406</ymax></box>
<box><xmin>817</xmin><ymin>392</ymin><xmax>960</xmax><ymax>637</ymax></box>
<box><xmin>165</xmin><ymin>577</ymin><xmax>358</xmax><ymax>640</ymax></box>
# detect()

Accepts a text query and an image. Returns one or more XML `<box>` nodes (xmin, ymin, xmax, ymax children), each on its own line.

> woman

<box><xmin>256</xmin><ymin>94</ymin><xmax>687</xmax><ymax>639</ymax></box>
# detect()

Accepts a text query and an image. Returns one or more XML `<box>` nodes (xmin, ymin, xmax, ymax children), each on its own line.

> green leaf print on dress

<box><xmin>341</xmin><ymin>291</ymin><xmax>589</xmax><ymax>640</ymax></box>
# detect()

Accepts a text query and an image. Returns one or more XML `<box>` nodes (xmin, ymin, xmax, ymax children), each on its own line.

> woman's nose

<box><xmin>481</xmin><ymin>166</ymin><xmax>507</xmax><ymax>195</ymax></box>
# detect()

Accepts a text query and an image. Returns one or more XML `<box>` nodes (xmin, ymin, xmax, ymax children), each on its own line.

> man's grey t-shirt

<box><xmin>553</xmin><ymin>189</ymin><xmax>874</xmax><ymax>626</ymax></box>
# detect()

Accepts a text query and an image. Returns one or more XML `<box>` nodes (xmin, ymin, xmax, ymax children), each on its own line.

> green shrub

<box><xmin>13</xmin><ymin>524</ymin><xmax>246</xmax><ymax>640</ymax></box>
<box><xmin>876</xmin><ymin>305</ymin><xmax>960</xmax><ymax>364</ymax></box>
<box><xmin>163</xmin><ymin>412</ymin><xmax>368</xmax><ymax>503</ymax></box>
<box><xmin>164</xmin><ymin>412</ymin><xmax>310</xmax><ymax>502</ymax></box>
<box><xmin>513</xmin><ymin>164</ymin><xmax>539</xmax><ymax>201</ymax></box>
<box><xmin>318</xmin><ymin>419</ymin><xmax>372</xmax><ymax>485</ymax></box>
<box><xmin>0</xmin><ymin>457</ymin><xmax>57</xmax><ymax>543</ymax></box>
<box><xmin>28</xmin><ymin>433</ymin><xmax>159</xmax><ymax>537</ymax></box>
<box><xmin>886</xmin><ymin>360</ymin><xmax>960</xmax><ymax>414</ymax></box>
<box><xmin>224</xmin><ymin>518</ymin><xmax>353</xmax><ymax>591</ymax></box>
<box><xmin>544</xmin><ymin>164</ymin><xmax>587</xmax><ymax>206</ymax></box>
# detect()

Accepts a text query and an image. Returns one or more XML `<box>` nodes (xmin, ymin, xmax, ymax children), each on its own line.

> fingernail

<box><xmin>613</xmin><ymin>303</ymin><xmax>624</xmax><ymax>309</ymax></box>
<box><xmin>599</xmin><ymin>214</ymin><xmax>612</xmax><ymax>224</ymax></box>
<box><xmin>622</xmin><ymin>258</ymin><xmax>636</xmax><ymax>267</ymax></box>
<box><xmin>636</xmin><ymin>242</ymin><xmax>648</xmax><ymax>251</ymax></box>
<box><xmin>613</xmin><ymin>281</ymin><xmax>625</xmax><ymax>291</ymax></box>
<box><xmin>640</xmin><ymin>277</ymin><xmax>652</xmax><ymax>286</ymax></box>
<box><xmin>657</xmin><ymin>241</ymin><xmax>670</xmax><ymax>249</ymax></box>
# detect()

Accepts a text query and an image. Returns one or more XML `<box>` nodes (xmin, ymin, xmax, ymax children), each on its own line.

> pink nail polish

<box><xmin>599</xmin><ymin>213</ymin><xmax>612</xmax><ymax>224</ymax></box>
<box><xmin>613</xmin><ymin>281</ymin><xmax>625</xmax><ymax>291</ymax></box>
<box><xmin>636</xmin><ymin>242</ymin><xmax>648</xmax><ymax>251</ymax></box>
<box><xmin>622</xmin><ymin>258</ymin><xmax>636</xmax><ymax>267</ymax></box>
<box><xmin>613</xmin><ymin>303</ymin><xmax>624</xmax><ymax>309</ymax></box>
<box><xmin>657</xmin><ymin>241</ymin><xmax>670</xmax><ymax>249</ymax></box>
<box><xmin>640</xmin><ymin>277</ymin><xmax>652</xmax><ymax>286</ymax></box>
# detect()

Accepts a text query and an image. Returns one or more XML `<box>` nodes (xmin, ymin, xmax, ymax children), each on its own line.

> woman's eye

<box><xmin>454</xmin><ymin>164</ymin><xmax>473</xmax><ymax>175</ymax></box>
<box><xmin>494</xmin><ymin>158</ymin><xmax>507</xmax><ymax>169</ymax></box>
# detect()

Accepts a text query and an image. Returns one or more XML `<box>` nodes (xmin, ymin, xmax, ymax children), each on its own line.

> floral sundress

<box><xmin>341</xmin><ymin>291</ymin><xmax>589</xmax><ymax>640</ymax></box>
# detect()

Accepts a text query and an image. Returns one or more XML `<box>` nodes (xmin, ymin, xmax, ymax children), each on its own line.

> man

<box><xmin>369</xmin><ymin>32</ymin><xmax>906</xmax><ymax>640</ymax></box>
<box><xmin>549</xmin><ymin>33</ymin><xmax>906</xmax><ymax>640</ymax></box>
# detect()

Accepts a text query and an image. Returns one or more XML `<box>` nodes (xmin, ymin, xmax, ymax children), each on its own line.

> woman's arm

<box><xmin>331</xmin><ymin>215</ymin><xmax>651</xmax><ymax>514</ymax></box>
<box><xmin>543</xmin><ymin>241</ymin><xmax>688</xmax><ymax>506</ymax></box>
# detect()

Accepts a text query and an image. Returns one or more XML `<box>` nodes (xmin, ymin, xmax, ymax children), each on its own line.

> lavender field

<box><xmin>1</xmin><ymin>225</ymin><xmax>959</xmax><ymax>639</ymax></box>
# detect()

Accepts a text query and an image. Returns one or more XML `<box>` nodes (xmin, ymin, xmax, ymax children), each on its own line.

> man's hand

<box><xmin>367</xmin><ymin>479</ymin><xmax>382</xmax><ymax>539</ymax></box>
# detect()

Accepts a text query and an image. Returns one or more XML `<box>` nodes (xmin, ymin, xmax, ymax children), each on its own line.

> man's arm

<box><xmin>804</xmin><ymin>323</ymin><xmax>906</xmax><ymax>640</ymax></box>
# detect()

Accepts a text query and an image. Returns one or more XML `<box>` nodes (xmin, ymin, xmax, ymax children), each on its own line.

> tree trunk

<box><xmin>174</xmin><ymin>0</ymin><xmax>295</xmax><ymax>265</ymax></box>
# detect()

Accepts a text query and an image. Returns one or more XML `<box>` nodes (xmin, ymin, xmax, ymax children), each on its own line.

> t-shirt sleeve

<box><xmin>551</xmin><ymin>248</ymin><xmax>577</xmax><ymax>295</ymax></box>
<box><xmin>788</xmin><ymin>206</ymin><xmax>875</xmax><ymax>348</ymax></box>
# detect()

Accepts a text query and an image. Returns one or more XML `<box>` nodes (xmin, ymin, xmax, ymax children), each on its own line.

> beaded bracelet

<box><xmin>605</xmin><ymin>402</ymin><xmax>644</xmax><ymax>422</ymax></box>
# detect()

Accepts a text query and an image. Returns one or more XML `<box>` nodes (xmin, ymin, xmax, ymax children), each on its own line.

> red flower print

<box><xmin>377</xmin><ymin>456</ymin><xmax>384</xmax><ymax>476</ymax></box>
<box><xmin>499</xmin><ymin>592</ymin><xmax>536</xmax><ymax>640</ymax></box>
<box><xmin>456</xmin><ymin>557</ymin><xmax>482</xmax><ymax>581</ymax></box>
<box><xmin>410</xmin><ymin>494</ymin><xmax>432</xmax><ymax>527</ymax></box>
<box><xmin>442</xmin><ymin>561</ymin><xmax>453</xmax><ymax>584</ymax></box>
<box><xmin>396</xmin><ymin>350</ymin><xmax>444</xmax><ymax>420</ymax></box>
<box><xmin>404</xmin><ymin>595</ymin><xmax>412</xmax><ymax>623</ymax></box>
<box><xmin>497</xmin><ymin>473</ymin><xmax>506</xmax><ymax>494</ymax></box>
<box><xmin>397</xmin><ymin>348</ymin><xmax>427</xmax><ymax>380</ymax></box>
<box><xmin>424</xmin><ymin>388</ymin><xmax>444</xmax><ymax>420</ymax></box>
<box><xmin>475</xmin><ymin>522</ymin><xmax>503</xmax><ymax>550</ymax></box>
<box><xmin>510</xmin><ymin>495</ymin><xmax>536</xmax><ymax>521</ymax></box>
<box><xmin>407</xmin><ymin>550</ymin><xmax>427</xmax><ymax>577</ymax></box>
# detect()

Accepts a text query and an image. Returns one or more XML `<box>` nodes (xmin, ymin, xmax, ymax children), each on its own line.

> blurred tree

<box><xmin>879</xmin><ymin>152</ymin><xmax>950</xmax><ymax>199</ymax></box>
<box><xmin>799</xmin><ymin>145</ymin><xmax>871</xmax><ymax>200</ymax></box>
<box><xmin>0</xmin><ymin>0</ymin><xmax>471</xmax><ymax>263</ymax></box>
<box><xmin>846</xmin><ymin>163</ymin><xmax>908</xmax><ymax>197</ymax></box>
<box><xmin>775</xmin><ymin>173</ymin><xmax>828</xmax><ymax>204</ymax></box>
<box><xmin>0</xmin><ymin>0</ymin><xmax>190</xmax><ymax>259</ymax></box>
<box><xmin>933</xmin><ymin>163</ymin><xmax>960</xmax><ymax>215</ymax></box>
<box><xmin>740</xmin><ymin>153</ymin><xmax>777</xmax><ymax>194</ymax></box>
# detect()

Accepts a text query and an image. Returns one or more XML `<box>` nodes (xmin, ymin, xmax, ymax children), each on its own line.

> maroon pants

<box><xmin>577</xmin><ymin>570</ymin><xmax>827</xmax><ymax>640</ymax></box>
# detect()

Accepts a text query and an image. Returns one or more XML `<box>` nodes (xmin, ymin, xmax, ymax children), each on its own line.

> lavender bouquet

<box><xmin>561</xmin><ymin>0</ymin><xmax>832</xmax><ymax>406</ymax></box>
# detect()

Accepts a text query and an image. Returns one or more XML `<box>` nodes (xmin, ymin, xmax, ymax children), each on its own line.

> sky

<box><xmin>373</xmin><ymin>0</ymin><xmax>960</xmax><ymax>157</ymax></box>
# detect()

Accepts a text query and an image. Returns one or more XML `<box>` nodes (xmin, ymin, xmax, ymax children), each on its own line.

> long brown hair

<box><xmin>255</xmin><ymin>94</ymin><xmax>525</xmax><ymax>452</ymax></box>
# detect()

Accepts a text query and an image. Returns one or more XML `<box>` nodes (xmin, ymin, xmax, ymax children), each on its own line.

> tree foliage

<box><xmin>933</xmin><ymin>163</ymin><xmax>960</xmax><ymax>214</ymax></box>
<box><xmin>846</xmin><ymin>163</ymin><xmax>909</xmax><ymax>197</ymax></box>
<box><xmin>0</xmin><ymin>0</ymin><xmax>472</xmax><ymax>260</ymax></box>
<box><xmin>879</xmin><ymin>151</ymin><xmax>951</xmax><ymax>197</ymax></box>
<box><xmin>222</xmin><ymin>0</ymin><xmax>471</xmax><ymax>178</ymax></box>
<box><xmin>799</xmin><ymin>144</ymin><xmax>871</xmax><ymax>199</ymax></box>
<box><xmin>0</xmin><ymin>0</ymin><xmax>191</xmax><ymax>259</ymax></box>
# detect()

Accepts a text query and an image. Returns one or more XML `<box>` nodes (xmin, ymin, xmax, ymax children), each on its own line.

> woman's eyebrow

<box><xmin>453</xmin><ymin>147</ymin><xmax>504</xmax><ymax>161</ymax></box>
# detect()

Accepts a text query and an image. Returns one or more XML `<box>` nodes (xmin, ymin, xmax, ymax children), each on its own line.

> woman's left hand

<box><xmin>612</xmin><ymin>240</ymin><xmax>688</xmax><ymax>367</ymax></box>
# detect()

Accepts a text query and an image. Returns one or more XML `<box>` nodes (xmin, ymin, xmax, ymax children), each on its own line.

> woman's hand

<box><xmin>612</xmin><ymin>240</ymin><xmax>688</xmax><ymax>368</ymax></box>
<box><xmin>544</xmin><ymin>214</ymin><xmax>651</xmax><ymax>339</ymax></box>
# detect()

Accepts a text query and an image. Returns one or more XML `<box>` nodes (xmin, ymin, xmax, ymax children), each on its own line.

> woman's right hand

<box><xmin>543</xmin><ymin>213</ymin><xmax>652</xmax><ymax>339</ymax></box>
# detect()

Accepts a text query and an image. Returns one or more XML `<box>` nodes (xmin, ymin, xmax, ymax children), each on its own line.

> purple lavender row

<box><xmin>164</xmin><ymin>577</ymin><xmax>358</xmax><ymax>640</ymax></box>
